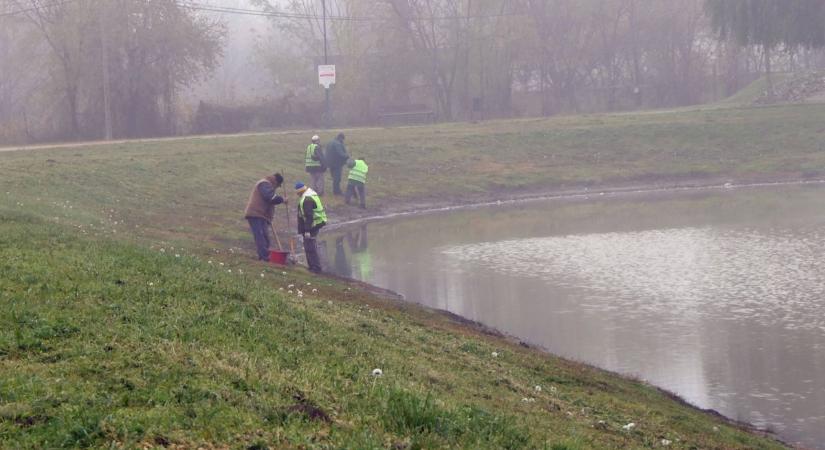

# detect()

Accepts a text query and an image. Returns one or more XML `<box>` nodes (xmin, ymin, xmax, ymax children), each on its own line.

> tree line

<box><xmin>0</xmin><ymin>0</ymin><xmax>224</xmax><ymax>143</ymax></box>
<box><xmin>2</xmin><ymin>0</ymin><xmax>824</xmax><ymax>144</ymax></box>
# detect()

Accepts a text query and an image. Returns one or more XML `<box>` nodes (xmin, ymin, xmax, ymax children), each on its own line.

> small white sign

<box><xmin>318</xmin><ymin>64</ymin><xmax>336</xmax><ymax>88</ymax></box>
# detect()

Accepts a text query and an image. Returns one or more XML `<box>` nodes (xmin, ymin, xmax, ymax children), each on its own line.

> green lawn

<box><xmin>0</xmin><ymin>212</ymin><xmax>785</xmax><ymax>449</ymax></box>
<box><xmin>0</xmin><ymin>104</ymin><xmax>811</xmax><ymax>448</ymax></box>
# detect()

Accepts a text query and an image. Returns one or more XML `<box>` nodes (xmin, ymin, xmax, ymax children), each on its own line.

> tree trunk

<box><xmin>764</xmin><ymin>44</ymin><xmax>774</xmax><ymax>100</ymax></box>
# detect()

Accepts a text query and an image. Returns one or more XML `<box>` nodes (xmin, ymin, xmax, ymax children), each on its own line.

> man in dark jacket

<box><xmin>324</xmin><ymin>132</ymin><xmax>349</xmax><ymax>195</ymax></box>
<box><xmin>295</xmin><ymin>182</ymin><xmax>327</xmax><ymax>273</ymax></box>
<box><xmin>244</xmin><ymin>173</ymin><xmax>287</xmax><ymax>261</ymax></box>
<box><xmin>305</xmin><ymin>134</ymin><xmax>326</xmax><ymax>195</ymax></box>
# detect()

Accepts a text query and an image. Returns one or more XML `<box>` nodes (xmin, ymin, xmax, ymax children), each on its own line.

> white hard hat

<box><xmin>311</xmin><ymin>135</ymin><xmax>320</xmax><ymax>141</ymax></box>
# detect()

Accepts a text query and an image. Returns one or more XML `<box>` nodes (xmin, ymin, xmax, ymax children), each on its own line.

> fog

<box><xmin>1</xmin><ymin>0</ymin><xmax>824</xmax><ymax>144</ymax></box>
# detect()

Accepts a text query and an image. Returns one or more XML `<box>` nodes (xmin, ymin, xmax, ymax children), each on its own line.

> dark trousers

<box><xmin>303</xmin><ymin>226</ymin><xmax>323</xmax><ymax>273</ymax></box>
<box><xmin>345</xmin><ymin>180</ymin><xmax>366</xmax><ymax>208</ymax></box>
<box><xmin>247</xmin><ymin>217</ymin><xmax>270</xmax><ymax>261</ymax></box>
<box><xmin>330</xmin><ymin>165</ymin><xmax>344</xmax><ymax>195</ymax></box>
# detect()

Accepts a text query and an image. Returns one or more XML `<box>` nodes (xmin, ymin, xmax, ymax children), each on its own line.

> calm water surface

<box><xmin>321</xmin><ymin>185</ymin><xmax>825</xmax><ymax>448</ymax></box>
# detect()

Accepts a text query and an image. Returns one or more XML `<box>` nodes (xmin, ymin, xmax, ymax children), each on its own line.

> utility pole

<box><xmin>322</xmin><ymin>0</ymin><xmax>331</xmax><ymax>128</ymax></box>
<box><xmin>99</xmin><ymin>2</ymin><xmax>113</xmax><ymax>140</ymax></box>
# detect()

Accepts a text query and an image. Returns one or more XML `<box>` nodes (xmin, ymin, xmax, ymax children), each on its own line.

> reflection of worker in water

<box><xmin>334</xmin><ymin>235</ymin><xmax>352</xmax><ymax>278</ymax></box>
<box><xmin>347</xmin><ymin>224</ymin><xmax>372</xmax><ymax>280</ymax></box>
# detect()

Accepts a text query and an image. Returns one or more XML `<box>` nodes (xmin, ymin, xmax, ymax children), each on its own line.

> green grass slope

<box><xmin>1</xmin><ymin>103</ymin><xmax>825</xmax><ymax>254</ymax></box>
<box><xmin>0</xmin><ymin>105</ymin><xmax>810</xmax><ymax>448</ymax></box>
<box><xmin>719</xmin><ymin>74</ymin><xmax>792</xmax><ymax>105</ymax></box>
<box><xmin>0</xmin><ymin>212</ymin><xmax>784</xmax><ymax>449</ymax></box>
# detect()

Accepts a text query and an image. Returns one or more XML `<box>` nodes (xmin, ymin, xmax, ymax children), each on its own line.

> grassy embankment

<box><xmin>3</xmin><ymin>103</ymin><xmax>821</xmax><ymax>448</ymax></box>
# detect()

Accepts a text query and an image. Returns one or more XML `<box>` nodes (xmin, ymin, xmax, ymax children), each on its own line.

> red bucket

<box><xmin>269</xmin><ymin>250</ymin><xmax>290</xmax><ymax>265</ymax></box>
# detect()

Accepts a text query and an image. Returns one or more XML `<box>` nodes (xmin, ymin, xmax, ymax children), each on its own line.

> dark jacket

<box><xmin>325</xmin><ymin>137</ymin><xmax>349</xmax><ymax>168</ymax></box>
<box><xmin>244</xmin><ymin>177</ymin><xmax>284</xmax><ymax>222</ymax></box>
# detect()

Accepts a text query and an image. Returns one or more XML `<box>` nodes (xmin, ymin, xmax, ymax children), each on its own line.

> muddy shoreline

<box><xmin>327</xmin><ymin>173</ymin><xmax>825</xmax><ymax>229</ymax></box>
<box><xmin>318</xmin><ymin>174</ymin><xmax>820</xmax><ymax>449</ymax></box>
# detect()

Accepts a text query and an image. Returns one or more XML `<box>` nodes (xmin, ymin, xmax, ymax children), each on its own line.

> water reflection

<box><xmin>328</xmin><ymin>224</ymin><xmax>371</xmax><ymax>280</ymax></box>
<box><xmin>322</xmin><ymin>186</ymin><xmax>825</xmax><ymax>448</ymax></box>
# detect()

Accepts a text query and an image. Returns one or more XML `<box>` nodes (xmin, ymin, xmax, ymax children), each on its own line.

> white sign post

<box><xmin>318</xmin><ymin>65</ymin><xmax>336</xmax><ymax>88</ymax></box>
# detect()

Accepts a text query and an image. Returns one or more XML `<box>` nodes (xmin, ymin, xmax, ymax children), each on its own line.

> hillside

<box><xmin>1</xmin><ymin>104</ymin><xmax>815</xmax><ymax>448</ymax></box>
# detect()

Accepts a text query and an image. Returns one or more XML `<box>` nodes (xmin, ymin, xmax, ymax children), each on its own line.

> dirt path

<box><xmin>0</xmin><ymin>123</ymin><xmax>433</xmax><ymax>153</ymax></box>
<box><xmin>0</xmin><ymin>130</ymin><xmax>302</xmax><ymax>153</ymax></box>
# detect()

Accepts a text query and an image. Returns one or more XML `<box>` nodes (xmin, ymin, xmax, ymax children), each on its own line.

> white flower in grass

<box><xmin>228</xmin><ymin>269</ymin><xmax>232</xmax><ymax>273</ymax></box>
<box><xmin>148</xmin><ymin>282</ymin><xmax>154</xmax><ymax>286</ymax></box>
<box><xmin>160</xmin><ymin>248</ymin><xmax>165</xmax><ymax>253</ymax></box>
<box><xmin>208</xmin><ymin>260</ymin><xmax>213</xmax><ymax>264</ymax></box>
<box><xmin>534</xmin><ymin>385</ymin><xmax>542</xmax><ymax>392</ymax></box>
<box><xmin>661</xmin><ymin>439</ymin><xmax>672</xmax><ymax>446</ymax></box>
<box><xmin>260</xmin><ymin>273</ymin><xmax>265</xmax><ymax>278</ymax></box>
<box><xmin>312</xmin><ymin>289</ymin><xmax>318</xmax><ymax>293</ymax></box>
<box><xmin>622</xmin><ymin>423</ymin><xmax>635</xmax><ymax>431</ymax></box>
<box><xmin>306</xmin><ymin>282</ymin><xmax>311</xmax><ymax>286</ymax></box>
<box><xmin>328</xmin><ymin>301</ymin><xmax>333</xmax><ymax>305</ymax></box>
<box><xmin>287</xmin><ymin>284</ymin><xmax>295</xmax><ymax>289</ymax></box>
<box><xmin>175</xmin><ymin>254</ymin><xmax>180</xmax><ymax>258</ymax></box>
<box><xmin>491</xmin><ymin>352</ymin><xmax>499</xmax><ymax>358</ymax></box>
<box><xmin>287</xmin><ymin>290</ymin><xmax>293</xmax><ymax>294</ymax></box>
<box><xmin>279</xmin><ymin>287</ymin><xmax>284</xmax><ymax>291</ymax></box>
<box><xmin>219</xmin><ymin>262</ymin><xmax>224</xmax><ymax>266</ymax></box>
<box><xmin>372</xmin><ymin>368</ymin><xmax>383</xmax><ymax>377</ymax></box>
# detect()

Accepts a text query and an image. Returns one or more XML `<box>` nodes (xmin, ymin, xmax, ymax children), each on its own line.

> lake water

<box><xmin>321</xmin><ymin>185</ymin><xmax>825</xmax><ymax>448</ymax></box>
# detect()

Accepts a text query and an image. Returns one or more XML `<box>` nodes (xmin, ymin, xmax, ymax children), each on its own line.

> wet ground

<box><xmin>321</xmin><ymin>184</ymin><xmax>825</xmax><ymax>448</ymax></box>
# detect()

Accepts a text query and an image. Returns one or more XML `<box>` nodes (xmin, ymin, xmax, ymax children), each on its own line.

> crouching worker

<box><xmin>345</xmin><ymin>157</ymin><xmax>368</xmax><ymax>209</ymax></box>
<box><xmin>244</xmin><ymin>173</ymin><xmax>286</xmax><ymax>261</ymax></box>
<box><xmin>295</xmin><ymin>182</ymin><xmax>327</xmax><ymax>273</ymax></box>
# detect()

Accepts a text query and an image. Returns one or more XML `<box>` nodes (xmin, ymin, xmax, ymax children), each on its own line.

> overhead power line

<box><xmin>2</xmin><ymin>0</ymin><xmax>524</xmax><ymax>22</ymax></box>
<box><xmin>175</xmin><ymin>0</ymin><xmax>525</xmax><ymax>22</ymax></box>
<box><xmin>0</xmin><ymin>0</ymin><xmax>78</xmax><ymax>18</ymax></box>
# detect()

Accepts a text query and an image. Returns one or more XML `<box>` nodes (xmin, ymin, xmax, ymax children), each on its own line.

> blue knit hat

<box><xmin>294</xmin><ymin>182</ymin><xmax>306</xmax><ymax>191</ymax></box>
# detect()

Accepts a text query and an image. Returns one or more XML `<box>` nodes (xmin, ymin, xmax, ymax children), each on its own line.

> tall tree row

<box><xmin>2</xmin><ymin>0</ymin><xmax>825</xmax><ymax>143</ymax></box>
<box><xmin>256</xmin><ymin>0</ymin><xmax>825</xmax><ymax>124</ymax></box>
<box><xmin>1</xmin><ymin>0</ymin><xmax>224</xmax><ymax>143</ymax></box>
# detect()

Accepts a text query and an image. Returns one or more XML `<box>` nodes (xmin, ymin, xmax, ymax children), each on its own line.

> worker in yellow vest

<box><xmin>304</xmin><ymin>135</ymin><xmax>326</xmax><ymax>195</ymax></box>
<box><xmin>295</xmin><ymin>182</ymin><xmax>327</xmax><ymax>273</ymax></box>
<box><xmin>345</xmin><ymin>157</ymin><xmax>369</xmax><ymax>209</ymax></box>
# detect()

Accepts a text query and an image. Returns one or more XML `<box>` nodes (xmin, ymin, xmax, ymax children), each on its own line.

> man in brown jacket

<box><xmin>244</xmin><ymin>173</ymin><xmax>287</xmax><ymax>261</ymax></box>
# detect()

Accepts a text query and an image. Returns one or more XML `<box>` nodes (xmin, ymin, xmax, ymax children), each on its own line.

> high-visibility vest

<box><xmin>348</xmin><ymin>159</ymin><xmax>368</xmax><ymax>184</ymax></box>
<box><xmin>305</xmin><ymin>144</ymin><xmax>322</xmax><ymax>168</ymax></box>
<box><xmin>299</xmin><ymin>194</ymin><xmax>327</xmax><ymax>228</ymax></box>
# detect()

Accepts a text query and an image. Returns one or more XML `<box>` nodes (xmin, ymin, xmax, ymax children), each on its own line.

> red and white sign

<box><xmin>318</xmin><ymin>65</ymin><xmax>336</xmax><ymax>88</ymax></box>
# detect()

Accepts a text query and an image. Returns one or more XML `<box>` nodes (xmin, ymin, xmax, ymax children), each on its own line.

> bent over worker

<box><xmin>305</xmin><ymin>134</ymin><xmax>326</xmax><ymax>195</ymax></box>
<box><xmin>244</xmin><ymin>173</ymin><xmax>286</xmax><ymax>261</ymax></box>
<box><xmin>295</xmin><ymin>182</ymin><xmax>327</xmax><ymax>273</ymax></box>
<box><xmin>345</xmin><ymin>157</ymin><xmax>368</xmax><ymax>209</ymax></box>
